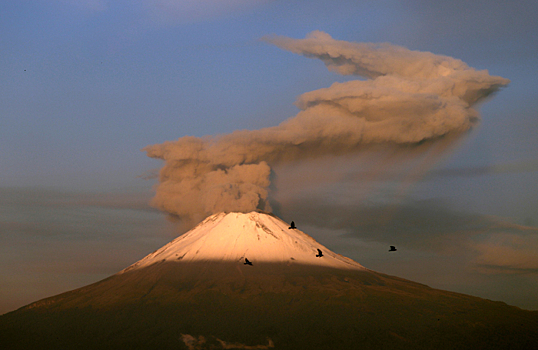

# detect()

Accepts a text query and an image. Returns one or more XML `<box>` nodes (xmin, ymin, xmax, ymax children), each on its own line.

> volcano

<box><xmin>1</xmin><ymin>211</ymin><xmax>537</xmax><ymax>349</ymax></box>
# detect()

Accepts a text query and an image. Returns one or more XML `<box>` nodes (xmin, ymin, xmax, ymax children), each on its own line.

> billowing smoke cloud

<box><xmin>143</xmin><ymin>31</ymin><xmax>509</xmax><ymax>225</ymax></box>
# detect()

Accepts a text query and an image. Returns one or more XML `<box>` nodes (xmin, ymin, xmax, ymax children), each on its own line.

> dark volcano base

<box><xmin>1</xmin><ymin>261</ymin><xmax>537</xmax><ymax>349</ymax></box>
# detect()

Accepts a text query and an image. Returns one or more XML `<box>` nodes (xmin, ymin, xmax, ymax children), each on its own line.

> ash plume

<box><xmin>143</xmin><ymin>31</ymin><xmax>509</xmax><ymax>225</ymax></box>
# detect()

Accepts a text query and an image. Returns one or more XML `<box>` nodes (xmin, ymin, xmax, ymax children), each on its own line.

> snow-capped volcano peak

<box><xmin>121</xmin><ymin>211</ymin><xmax>364</xmax><ymax>272</ymax></box>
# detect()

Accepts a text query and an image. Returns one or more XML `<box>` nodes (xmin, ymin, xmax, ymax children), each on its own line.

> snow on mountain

<box><xmin>121</xmin><ymin>211</ymin><xmax>364</xmax><ymax>273</ymax></box>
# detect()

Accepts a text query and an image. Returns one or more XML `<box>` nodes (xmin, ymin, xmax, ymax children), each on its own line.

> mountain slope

<box><xmin>121</xmin><ymin>211</ymin><xmax>364</xmax><ymax>272</ymax></box>
<box><xmin>1</xmin><ymin>212</ymin><xmax>537</xmax><ymax>350</ymax></box>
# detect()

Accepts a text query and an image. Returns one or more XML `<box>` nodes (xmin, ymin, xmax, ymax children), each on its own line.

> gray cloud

<box><xmin>424</xmin><ymin>161</ymin><xmax>538</xmax><ymax>179</ymax></box>
<box><xmin>279</xmin><ymin>197</ymin><xmax>487</xmax><ymax>253</ymax></box>
<box><xmin>0</xmin><ymin>187</ymin><xmax>177</xmax><ymax>314</ymax></box>
<box><xmin>344</xmin><ymin>159</ymin><xmax>538</xmax><ymax>182</ymax></box>
<box><xmin>0</xmin><ymin>187</ymin><xmax>156</xmax><ymax>213</ymax></box>
<box><xmin>473</xmin><ymin>230</ymin><xmax>538</xmax><ymax>274</ymax></box>
<box><xmin>279</xmin><ymin>194</ymin><xmax>538</xmax><ymax>275</ymax></box>
<box><xmin>144</xmin><ymin>31</ymin><xmax>509</xmax><ymax>226</ymax></box>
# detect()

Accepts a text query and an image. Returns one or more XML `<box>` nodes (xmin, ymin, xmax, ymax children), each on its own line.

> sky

<box><xmin>1</xmin><ymin>0</ymin><xmax>538</xmax><ymax>314</ymax></box>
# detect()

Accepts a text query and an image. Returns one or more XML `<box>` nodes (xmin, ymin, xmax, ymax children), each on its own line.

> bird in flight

<box><xmin>389</xmin><ymin>246</ymin><xmax>397</xmax><ymax>252</ymax></box>
<box><xmin>316</xmin><ymin>249</ymin><xmax>323</xmax><ymax>258</ymax></box>
<box><xmin>244</xmin><ymin>258</ymin><xmax>253</xmax><ymax>266</ymax></box>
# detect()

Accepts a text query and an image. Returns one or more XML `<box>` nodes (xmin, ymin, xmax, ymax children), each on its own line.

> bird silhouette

<box><xmin>389</xmin><ymin>246</ymin><xmax>397</xmax><ymax>252</ymax></box>
<box><xmin>316</xmin><ymin>249</ymin><xmax>323</xmax><ymax>257</ymax></box>
<box><xmin>244</xmin><ymin>258</ymin><xmax>253</xmax><ymax>266</ymax></box>
<box><xmin>289</xmin><ymin>221</ymin><xmax>296</xmax><ymax>229</ymax></box>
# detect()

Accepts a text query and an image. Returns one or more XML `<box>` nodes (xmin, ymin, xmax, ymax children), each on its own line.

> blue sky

<box><xmin>1</xmin><ymin>0</ymin><xmax>537</xmax><ymax>313</ymax></box>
